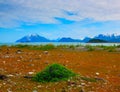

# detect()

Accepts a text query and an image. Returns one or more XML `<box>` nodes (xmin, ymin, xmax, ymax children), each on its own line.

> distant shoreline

<box><xmin>0</xmin><ymin>42</ymin><xmax>120</xmax><ymax>47</ymax></box>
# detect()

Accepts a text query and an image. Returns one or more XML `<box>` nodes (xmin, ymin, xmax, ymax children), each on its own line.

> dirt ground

<box><xmin>0</xmin><ymin>47</ymin><xmax>120</xmax><ymax>92</ymax></box>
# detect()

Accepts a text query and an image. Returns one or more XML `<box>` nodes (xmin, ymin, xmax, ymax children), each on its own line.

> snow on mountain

<box><xmin>16</xmin><ymin>34</ymin><xmax>50</xmax><ymax>42</ymax></box>
<box><xmin>16</xmin><ymin>33</ymin><xmax>120</xmax><ymax>43</ymax></box>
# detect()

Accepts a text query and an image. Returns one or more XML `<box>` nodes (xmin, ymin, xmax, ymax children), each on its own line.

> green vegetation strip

<box><xmin>0</xmin><ymin>44</ymin><xmax>120</xmax><ymax>51</ymax></box>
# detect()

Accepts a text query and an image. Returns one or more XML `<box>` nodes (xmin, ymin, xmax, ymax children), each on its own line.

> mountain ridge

<box><xmin>16</xmin><ymin>34</ymin><xmax>120</xmax><ymax>43</ymax></box>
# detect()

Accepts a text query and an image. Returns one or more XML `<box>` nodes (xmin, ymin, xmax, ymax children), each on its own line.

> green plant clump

<box><xmin>33</xmin><ymin>63</ymin><xmax>76</xmax><ymax>82</ymax></box>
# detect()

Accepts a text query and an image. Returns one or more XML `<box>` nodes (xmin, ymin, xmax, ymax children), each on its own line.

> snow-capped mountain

<box><xmin>16</xmin><ymin>34</ymin><xmax>50</xmax><ymax>42</ymax></box>
<box><xmin>16</xmin><ymin>33</ymin><xmax>120</xmax><ymax>43</ymax></box>
<box><xmin>94</xmin><ymin>34</ymin><xmax>120</xmax><ymax>42</ymax></box>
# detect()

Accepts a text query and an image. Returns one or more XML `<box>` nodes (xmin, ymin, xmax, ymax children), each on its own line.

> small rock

<box><xmin>4</xmin><ymin>55</ymin><xmax>10</xmax><ymax>58</ymax></box>
<box><xmin>7</xmin><ymin>74</ymin><xmax>14</xmax><ymax>77</ymax></box>
<box><xmin>67</xmin><ymin>81</ymin><xmax>76</xmax><ymax>86</ymax></box>
<box><xmin>3</xmin><ymin>83</ymin><xmax>6</xmax><ymax>85</ymax></box>
<box><xmin>33</xmin><ymin>90</ymin><xmax>38</xmax><ymax>92</ymax></box>
<box><xmin>81</xmin><ymin>83</ymin><xmax>86</xmax><ymax>86</ymax></box>
<box><xmin>77</xmin><ymin>85</ymin><xmax>81</xmax><ymax>88</ymax></box>
<box><xmin>39</xmin><ymin>55</ymin><xmax>42</xmax><ymax>58</ymax></box>
<box><xmin>28</xmin><ymin>72</ymin><xmax>34</xmax><ymax>75</ymax></box>
<box><xmin>95</xmin><ymin>72</ymin><xmax>100</xmax><ymax>76</ymax></box>
<box><xmin>19</xmin><ymin>56</ymin><xmax>23</xmax><ymax>59</ymax></box>
<box><xmin>23</xmin><ymin>76</ymin><xmax>33</xmax><ymax>79</ymax></box>
<box><xmin>3</xmin><ymin>61</ymin><xmax>6</xmax><ymax>64</ymax></box>
<box><xmin>46</xmin><ymin>86</ymin><xmax>48</xmax><ymax>88</ymax></box>
<box><xmin>7</xmin><ymin>88</ymin><xmax>12</xmax><ymax>92</ymax></box>
<box><xmin>43</xmin><ymin>51</ymin><xmax>48</xmax><ymax>54</ymax></box>
<box><xmin>16</xmin><ymin>50</ymin><xmax>22</xmax><ymax>54</ymax></box>
<box><xmin>17</xmin><ymin>60</ymin><xmax>21</xmax><ymax>62</ymax></box>
<box><xmin>37</xmin><ymin>85</ymin><xmax>42</xmax><ymax>88</ymax></box>
<box><xmin>0</xmin><ymin>74</ymin><xmax>7</xmax><ymax>80</ymax></box>
<box><xmin>79</xmin><ymin>88</ymin><xmax>85</xmax><ymax>92</ymax></box>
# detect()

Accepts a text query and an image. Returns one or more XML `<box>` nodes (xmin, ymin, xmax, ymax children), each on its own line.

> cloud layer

<box><xmin>0</xmin><ymin>0</ymin><xmax>120</xmax><ymax>28</ymax></box>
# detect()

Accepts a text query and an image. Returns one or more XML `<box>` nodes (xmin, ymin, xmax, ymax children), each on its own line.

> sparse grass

<box><xmin>117</xmin><ymin>45</ymin><xmax>120</xmax><ymax>48</ymax></box>
<box><xmin>100</xmin><ymin>45</ymin><xmax>117</xmax><ymax>52</ymax></box>
<box><xmin>12</xmin><ymin>44</ymin><xmax>55</xmax><ymax>50</ymax></box>
<box><xmin>33</xmin><ymin>63</ymin><xmax>76</xmax><ymax>82</ymax></box>
<box><xmin>56</xmin><ymin>45</ymin><xmax>70</xmax><ymax>49</ymax></box>
<box><xmin>2</xmin><ymin>44</ymin><xmax>120</xmax><ymax>52</ymax></box>
<box><xmin>68</xmin><ymin>45</ymin><xmax>75</xmax><ymax>49</ymax></box>
<box><xmin>0</xmin><ymin>45</ymin><xmax>9</xmax><ymax>48</ymax></box>
<box><xmin>14</xmin><ymin>44</ymin><xmax>29</xmax><ymax>48</ymax></box>
<box><xmin>80</xmin><ymin>76</ymin><xmax>97</xmax><ymax>82</ymax></box>
<box><xmin>85</xmin><ymin>45</ymin><xmax>95</xmax><ymax>51</ymax></box>
<box><xmin>30</xmin><ymin>44</ymin><xmax>55</xmax><ymax>50</ymax></box>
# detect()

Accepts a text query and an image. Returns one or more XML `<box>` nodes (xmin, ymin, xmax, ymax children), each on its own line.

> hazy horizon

<box><xmin>0</xmin><ymin>0</ymin><xmax>120</xmax><ymax>42</ymax></box>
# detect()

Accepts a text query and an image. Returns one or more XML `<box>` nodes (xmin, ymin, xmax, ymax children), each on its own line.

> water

<box><xmin>0</xmin><ymin>42</ymin><xmax>120</xmax><ymax>46</ymax></box>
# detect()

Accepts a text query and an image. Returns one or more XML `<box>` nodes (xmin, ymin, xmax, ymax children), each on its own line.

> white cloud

<box><xmin>0</xmin><ymin>0</ymin><xmax>120</xmax><ymax>28</ymax></box>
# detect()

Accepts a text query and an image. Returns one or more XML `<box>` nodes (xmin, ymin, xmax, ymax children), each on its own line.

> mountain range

<box><xmin>16</xmin><ymin>34</ymin><xmax>120</xmax><ymax>43</ymax></box>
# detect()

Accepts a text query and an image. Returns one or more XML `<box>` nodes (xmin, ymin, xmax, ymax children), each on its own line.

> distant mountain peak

<box><xmin>27</xmin><ymin>33</ymin><xmax>39</xmax><ymax>37</ymax></box>
<box><xmin>16</xmin><ymin>34</ymin><xmax>50</xmax><ymax>42</ymax></box>
<box><xmin>58</xmin><ymin>37</ymin><xmax>82</xmax><ymax>42</ymax></box>
<box><xmin>16</xmin><ymin>33</ymin><xmax>120</xmax><ymax>43</ymax></box>
<box><xmin>93</xmin><ymin>33</ymin><xmax>120</xmax><ymax>42</ymax></box>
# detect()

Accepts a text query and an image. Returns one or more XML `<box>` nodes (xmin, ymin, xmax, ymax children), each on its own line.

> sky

<box><xmin>0</xmin><ymin>0</ymin><xmax>120</xmax><ymax>42</ymax></box>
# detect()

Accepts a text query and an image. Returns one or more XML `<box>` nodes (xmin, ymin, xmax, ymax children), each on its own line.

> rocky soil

<box><xmin>0</xmin><ymin>47</ymin><xmax>120</xmax><ymax>92</ymax></box>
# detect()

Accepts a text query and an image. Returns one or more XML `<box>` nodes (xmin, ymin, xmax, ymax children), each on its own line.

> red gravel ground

<box><xmin>0</xmin><ymin>47</ymin><xmax>120</xmax><ymax>92</ymax></box>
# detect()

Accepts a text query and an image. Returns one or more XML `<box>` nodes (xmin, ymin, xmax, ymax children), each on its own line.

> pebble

<box><xmin>67</xmin><ymin>81</ymin><xmax>76</xmax><ymax>86</ymax></box>
<box><xmin>7</xmin><ymin>88</ymin><xmax>12</xmax><ymax>92</ymax></box>
<box><xmin>39</xmin><ymin>55</ymin><xmax>42</xmax><ymax>58</ymax></box>
<box><xmin>33</xmin><ymin>90</ymin><xmax>38</xmax><ymax>92</ymax></box>
<box><xmin>3</xmin><ymin>83</ymin><xmax>6</xmax><ymax>85</ymax></box>
<box><xmin>77</xmin><ymin>85</ymin><xmax>81</xmax><ymax>87</ymax></box>
<box><xmin>44</xmin><ymin>51</ymin><xmax>48</xmax><ymax>54</ymax></box>
<box><xmin>7</xmin><ymin>74</ymin><xmax>14</xmax><ymax>77</ymax></box>
<box><xmin>16</xmin><ymin>50</ymin><xmax>22</xmax><ymax>54</ymax></box>
<box><xmin>95</xmin><ymin>72</ymin><xmax>100</xmax><ymax>76</ymax></box>
<box><xmin>17</xmin><ymin>60</ymin><xmax>21</xmax><ymax>62</ymax></box>
<box><xmin>28</xmin><ymin>72</ymin><xmax>34</xmax><ymax>75</ymax></box>
<box><xmin>81</xmin><ymin>83</ymin><xmax>86</xmax><ymax>86</ymax></box>
<box><xmin>24</xmin><ymin>76</ymin><xmax>33</xmax><ymax>79</ymax></box>
<box><xmin>0</xmin><ymin>74</ymin><xmax>7</xmax><ymax>80</ymax></box>
<box><xmin>3</xmin><ymin>61</ymin><xmax>6</xmax><ymax>64</ymax></box>
<box><xmin>4</xmin><ymin>55</ymin><xmax>10</xmax><ymax>58</ymax></box>
<box><xmin>37</xmin><ymin>85</ymin><xmax>42</xmax><ymax>88</ymax></box>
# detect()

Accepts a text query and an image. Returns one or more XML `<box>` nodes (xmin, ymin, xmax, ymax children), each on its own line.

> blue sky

<box><xmin>0</xmin><ymin>0</ymin><xmax>120</xmax><ymax>42</ymax></box>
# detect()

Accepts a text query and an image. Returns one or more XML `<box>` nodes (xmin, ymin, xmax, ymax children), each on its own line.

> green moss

<box><xmin>33</xmin><ymin>63</ymin><xmax>76</xmax><ymax>82</ymax></box>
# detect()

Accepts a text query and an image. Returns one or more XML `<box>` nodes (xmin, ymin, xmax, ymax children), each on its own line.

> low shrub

<box><xmin>33</xmin><ymin>63</ymin><xmax>76</xmax><ymax>82</ymax></box>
